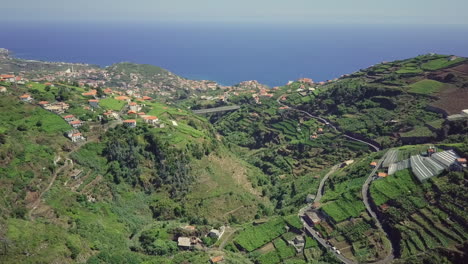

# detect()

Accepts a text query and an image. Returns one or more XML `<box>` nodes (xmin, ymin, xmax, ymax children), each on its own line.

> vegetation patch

<box><xmin>408</xmin><ymin>79</ymin><xmax>444</xmax><ymax>94</ymax></box>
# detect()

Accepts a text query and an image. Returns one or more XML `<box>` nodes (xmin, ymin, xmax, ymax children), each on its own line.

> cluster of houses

<box><xmin>39</xmin><ymin>101</ymin><xmax>70</xmax><ymax>114</ymax></box>
<box><xmin>310</xmin><ymin>127</ymin><xmax>324</xmax><ymax>140</ymax></box>
<box><xmin>63</xmin><ymin>115</ymin><xmax>85</xmax><ymax>142</ymax></box>
<box><xmin>1</xmin><ymin>74</ymin><xmax>26</xmax><ymax>84</ymax></box>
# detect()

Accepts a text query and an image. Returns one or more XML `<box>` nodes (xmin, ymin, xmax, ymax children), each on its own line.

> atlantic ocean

<box><xmin>2</xmin><ymin>22</ymin><xmax>468</xmax><ymax>86</ymax></box>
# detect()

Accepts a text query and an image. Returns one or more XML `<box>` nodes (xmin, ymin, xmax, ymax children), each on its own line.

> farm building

<box><xmin>177</xmin><ymin>237</ymin><xmax>192</xmax><ymax>249</ymax></box>
<box><xmin>303</xmin><ymin>211</ymin><xmax>321</xmax><ymax>226</ymax></box>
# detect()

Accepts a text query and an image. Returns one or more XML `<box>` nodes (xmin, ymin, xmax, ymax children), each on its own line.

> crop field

<box><xmin>400</xmin><ymin>126</ymin><xmax>434</xmax><ymax>138</ymax></box>
<box><xmin>396</xmin><ymin>67</ymin><xmax>423</xmax><ymax>75</ymax></box>
<box><xmin>408</xmin><ymin>79</ymin><xmax>444</xmax><ymax>94</ymax></box>
<box><xmin>273</xmin><ymin>238</ymin><xmax>296</xmax><ymax>259</ymax></box>
<box><xmin>234</xmin><ymin>217</ymin><xmax>287</xmax><ymax>252</ymax></box>
<box><xmin>147</xmin><ymin>102</ymin><xmax>189</xmax><ymax>117</ymax></box>
<box><xmin>321</xmin><ymin>192</ymin><xmax>366</xmax><ymax>222</ymax></box>
<box><xmin>271</xmin><ymin>120</ymin><xmax>301</xmax><ymax>141</ymax></box>
<box><xmin>370</xmin><ymin>169</ymin><xmax>420</xmax><ymax>205</ymax></box>
<box><xmin>421</xmin><ymin>57</ymin><xmax>465</xmax><ymax>71</ymax></box>
<box><xmin>257</xmin><ymin>251</ymin><xmax>281</xmax><ymax>264</ymax></box>
<box><xmin>99</xmin><ymin>98</ymin><xmax>126</xmax><ymax>111</ymax></box>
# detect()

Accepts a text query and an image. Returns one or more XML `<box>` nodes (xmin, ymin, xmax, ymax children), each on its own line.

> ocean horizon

<box><xmin>2</xmin><ymin>22</ymin><xmax>468</xmax><ymax>86</ymax></box>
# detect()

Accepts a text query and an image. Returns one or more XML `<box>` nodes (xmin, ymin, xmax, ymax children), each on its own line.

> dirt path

<box><xmin>217</xmin><ymin>226</ymin><xmax>238</xmax><ymax>250</ymax></box>
<box><xmin>222</xmin><ymin>206</ymin><xmax>244</xmax><ymax>218</ymax></box>
<box><xmin>27</xmin><ymin>162</ymin><xmax>69</xmax><ymax>220</ymax></box>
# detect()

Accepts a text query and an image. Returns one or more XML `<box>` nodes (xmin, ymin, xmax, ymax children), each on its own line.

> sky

<box><xmin>1</xmin><ymin>0</ymin><xmax>468</xmax><ymax>25</ymax></box>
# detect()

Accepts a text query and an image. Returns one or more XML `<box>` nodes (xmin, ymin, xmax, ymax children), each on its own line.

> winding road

<box><xmin>278</xmin><ymin>93</ymin><xmax>394</xmax><ymax>263</ymax></box>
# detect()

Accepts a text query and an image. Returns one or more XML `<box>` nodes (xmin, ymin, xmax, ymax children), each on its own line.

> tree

<box><xmin>56</xmin><ymin>86</ymin><xmax>70</xmax><ymax>101</ymax></box>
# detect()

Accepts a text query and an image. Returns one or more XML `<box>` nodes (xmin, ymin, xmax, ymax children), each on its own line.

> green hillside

<box><xmin>1</xmin><ymin>53</ymin><xmax>468</xmax><ymax>264</ymax></box>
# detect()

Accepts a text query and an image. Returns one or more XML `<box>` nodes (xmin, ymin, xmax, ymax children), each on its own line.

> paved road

<box><xmin>315</xmin><ymin>165</ymin><xmax>339</xmax><ymax>203</ymax></box>
<box><xmin>303</xmin><ymin>222</ymin><xmax>356</xmax><ymax>264</ymax></box>
<box><xmin>279</xmin><ymin>94</ymin><xmax>395</xmax><ymax>263</ymax></box>
<box><xmin>192</xmin><ymin>105</ymin><xmax>240</xmax><ymax>114</ymax></box>
<box><xmin>361</xmin><ymin>151</ymin><xmax>395</xmax><ymax>264</ymax></box>
<box><xmin>298</xmin><ymin>164</ymin><xmax>339</xmax><ymax>217</ymax></box>
<box><xmin>276</xmin><ymin>95</ymin><xmax>380</xmax><ymax>152</ymax></box>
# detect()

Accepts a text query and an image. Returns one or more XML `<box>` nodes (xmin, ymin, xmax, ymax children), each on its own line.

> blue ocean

<box><xmin>2</xmin><ymin>22</ymin><xmax>468</xmax><ymax>86</ymax></box>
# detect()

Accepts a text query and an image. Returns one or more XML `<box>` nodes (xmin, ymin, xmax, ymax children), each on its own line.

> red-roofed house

<box><xmin>127</xmin><ymin>110</ymin><xmax>137</xmax><ymax>115</ymax></box>
<box><xmin>103</xmin><ymin>88</ymin><xmax>113</xmax><ymax>94</ymax></box>
<box><xmin>115</xmin><ymin>95</ymin><xmax>130</xmax><ymax>101</ymax></box>
<box><xmin>128</xmin><ymin>102</ymin><xmax>141</xmax><ymax>112</ymax></box>
<box><xmin>88</xmin><ymin>99</ymin><xmax>99</xmax><ymax>108</ymax></box>
<box><xmin>378</xmin><ymin>172</ymin><xmax>388</xmax><ymax>178</ymax></box>
<box><xmin>69</xmin><ymin>120</ymin><xmax>82</xmax><ymax>128</ymax></box>
<box><xmin>63</xmin><ymin>115</ymin><xmax>75</xmax><ymax>121</ymax></box>
<box><xmin>38</xmin><ymin>101</ymin><xmax>50</xmax><ymax>107</ymax></box>
<box><xmin>82</xmin><ymin>90</ymin><xmax>97</xmax><ymax>96</ymax></box>
<box><xmin>210</xmin><ymin>256</ymin><xmax>224</xmax><ymax>264</ymax></box>
<box><xmin>0</xmin><ymin>74</ymin><xmax>15</xmax><ymax>82</ymax></box>
<box><xmin>19</xmin><ymin>94</ymin><xmax>32</xmax><ymax>102</ymax></box>
<box><xmin>123</xmin><ymin>119</ymin><xmax>137</xmax><ymax>128</ymax></box>
<box><xmin>298</xmin><ymin>78</ymin><xmax>314</xmax><ymax>84</ymax></box>
<box><xmin>142</xmin><ymin>96</ymin><xmax>152</xmax><ymax>100</ymax></box>
<box><xmin>370</xmin><ymin>162</ymin><xmax>377</xmax><ymax>168</ymax></box>
<box><xmin>143</xmin><ymin>115</ymin><xmax>159</xmax><ymax>125</ymax></box>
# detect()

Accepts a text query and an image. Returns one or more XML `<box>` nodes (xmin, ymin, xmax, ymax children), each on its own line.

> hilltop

<box><xmin>0</xmin><ymin>53</ymin><xmax>467</xmax><ymax>264</ymax></box>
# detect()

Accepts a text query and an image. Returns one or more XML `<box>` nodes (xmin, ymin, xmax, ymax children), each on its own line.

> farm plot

<box><xmin>408</xmin><ymin>79</ymin><xmax>444</xmax><ymax>95</ymax></box>
<box><xmin>370</xmin><ymin>169</ymin><xmax>420</xmax><ymax>206</ymax></box>
<box><xmin>234</xmin><ymin>218</ymin><xmax>287</xmax><ymax>252</ymax></box>
<box><xmin>421</xmin><ymin>57</ymin><xmax>465</xmax><ymax>71</ymax></box>
<box><xmin>99</xmin><ymin>98</ymin><xmax>126</xmax><ymax>111</ymax></box>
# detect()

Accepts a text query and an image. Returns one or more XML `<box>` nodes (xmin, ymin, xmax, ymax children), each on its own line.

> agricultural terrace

<box><xmin>421</xmin><ymin>57</ymin><xmax>465</xmax><ymax>71</ymax></box>
<box><xmin>147</xmin><ymin>101</ymin><xmax>189</xmax><ymax>117</ymax></box>
<box><xmin>370</xmin><ymin>169</ymin><xmax>421</xmax><ymax>206</ymax></box>
<box><xmin>408</xmin><ymin>79</ymin><xmax>444</xmax><ymax>95</ymax></box>
<box><xmin>234</xmin><ymin>216</ymin><xmax>302</xmax><ymax>252</ymax></box>
<box><xmin>375</xmin><ymin>171</ymin><xmax>468</xmax><ymax>258</ymax></box>
<box><xmin>320</xmin><ymin>154</ymin><xmax>377</xmax><ymax>222</ymax></box>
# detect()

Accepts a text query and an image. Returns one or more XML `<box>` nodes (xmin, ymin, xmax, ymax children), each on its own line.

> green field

<box><xmin>321</xmin><ymin>192</ymin><xmax>366</xmax><ymax>222</ymax></box>
<box><xmin>421</xmin><ymin>57</ymin><xmax>465</xmax><ymax>71</ymax></box>
<box><xmin>234</xmin><ymin>217</ymin><xmax>287</xmax><ymax>252</ymax></box>
<box><xmin>408</xmin><ymin>79</ymin><xmax>444</xmax><ymax>94</ymax></box>
<box><xmin>99</xmin><ymin>98</ymin><xmax>126</xmax><ymax>111</ymax></box>
<box><xmin>370</xmin><ymin>169</ymin><xmax>421</xmax><ymax>206</ymax></box>
<box><xmin>273</xmin><ymin>238</ymin><xmax>296</xmax><ymax>259</ymax></box>
<box><xmin>400</xmin><ymin>126</ymin><xmax>434</xmax><ymax>138</ymax></box>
